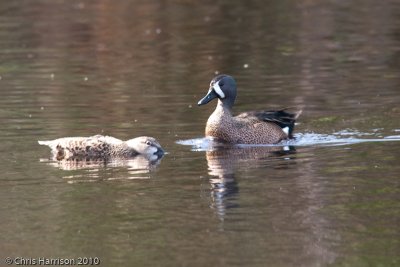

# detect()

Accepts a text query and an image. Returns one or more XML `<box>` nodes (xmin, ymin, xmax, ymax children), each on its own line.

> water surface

<box><xmin>0</xmin><ymin>1</ymin><xmax>399</xmax><ymax>266</ymax></box>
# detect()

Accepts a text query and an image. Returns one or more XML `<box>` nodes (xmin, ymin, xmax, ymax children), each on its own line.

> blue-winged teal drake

<box><xmin>198</xmin><ymin>74</ymin><xmax>301</xmax><ymax>144</ymax></box>
<box><xmin>39</xmin><ymin>135</ymin><xmax>164</xmax><ymax>160</ymax></box>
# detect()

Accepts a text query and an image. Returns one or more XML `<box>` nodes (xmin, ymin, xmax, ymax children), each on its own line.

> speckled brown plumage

<box><xmin>205</xmin><ymin>104</ymin><xmax>288</xmax><ymax>144</ymax></box>
<box><xmin>39</xmin><ymin>135</ymin><xmax>164</xmax><ymax>160</ymax></box>
<box><xmin>198</xmin><ymin>74</ymin><xmax>301</xmax><ymax>144</ymax></box>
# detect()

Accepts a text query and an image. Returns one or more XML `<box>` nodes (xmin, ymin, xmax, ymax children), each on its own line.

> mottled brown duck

<box><xmin>39</xmin><ymin>135</ymin><xmax>164</xmax><ymax>160</ymax></box>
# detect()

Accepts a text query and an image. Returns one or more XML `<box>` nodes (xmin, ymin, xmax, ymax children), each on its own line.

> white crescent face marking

<box><xmin>212</xmin><ymin>83</ymin><xmax>225</xmax><ymax>99</ymax></box>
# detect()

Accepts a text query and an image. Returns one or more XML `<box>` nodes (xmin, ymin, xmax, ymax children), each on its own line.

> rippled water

<box><xmin>1</xmin><ymin>0</ymin><xmax>399</xmax><ymax>266</ymax></box>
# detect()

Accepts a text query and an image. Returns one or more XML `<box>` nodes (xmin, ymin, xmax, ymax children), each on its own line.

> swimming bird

<box><xmin>38</xmin><ymin>135</ymin><xmax>164</xmax><ymax>160</ymax></box>
<box><xmin>198</xmin><ymin>74</ymin><xmax>301</xmax><ymax>144</ymax></box>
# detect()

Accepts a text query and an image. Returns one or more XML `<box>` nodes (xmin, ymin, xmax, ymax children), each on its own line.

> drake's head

<box><xmin>198</xmin><ymin>74</ymin><xmax>237</xmax><ymax>109</ymax></box>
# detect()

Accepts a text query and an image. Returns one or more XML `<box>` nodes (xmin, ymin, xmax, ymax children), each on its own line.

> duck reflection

<box><xmin>205</xmin><ymin>145</ymin><xmax>296</xmax><ymax>220</ymax></box>
<box><xmin>44</xmin><ymin>154</ymin><xmax>163</xmax><ymax>170</ymax></box>
<box><xmin>40</xmin><ymin>154</ymin><xmax>163</xmax><ymax>181</ymax></box>
<box><xmin>38</xmin><ymin>135</ymin><xmax>165</xmax><ymax>180</ymax></box>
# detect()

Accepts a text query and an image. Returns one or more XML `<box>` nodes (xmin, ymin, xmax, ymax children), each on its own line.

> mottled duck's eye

<box><xmin>145</xmin><ymin>141</ymin><xmax>151</xmax><ymax>146</ymax></box>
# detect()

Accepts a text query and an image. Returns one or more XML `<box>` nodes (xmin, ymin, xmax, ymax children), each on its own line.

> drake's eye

<box><xmin>219</xmin><ymin>81</ymin><xmax>224</xmax><ymax>87</ymax></box>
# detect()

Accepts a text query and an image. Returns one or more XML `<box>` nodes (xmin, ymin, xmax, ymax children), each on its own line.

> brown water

<box><xmin>1</xmin><ymin>1</ymin><xmax>400</xmax><ymax>266</ymax></box>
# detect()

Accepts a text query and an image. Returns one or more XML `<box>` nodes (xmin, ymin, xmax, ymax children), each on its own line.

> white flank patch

<box><xmin>282</xmin><ymin>127</ymin><xmax>289</xmax><ymax>135</ymax></box>
<box><xmin>213</xmin><ymin>83</ymin><xmax>225</xmax><ymax>98</ymax></box>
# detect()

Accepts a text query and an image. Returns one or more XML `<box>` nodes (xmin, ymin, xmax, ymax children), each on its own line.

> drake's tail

<box><xmin>257</xmin><ymin>108</ymin><xmax>302</xmax><ymax>139</ymax></box>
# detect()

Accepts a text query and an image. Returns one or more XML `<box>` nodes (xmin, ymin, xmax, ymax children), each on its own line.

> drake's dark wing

<box><xmin>237</xmin><ymin>109</ymin><xmax>302</xmax><ymax>138</ymax></box>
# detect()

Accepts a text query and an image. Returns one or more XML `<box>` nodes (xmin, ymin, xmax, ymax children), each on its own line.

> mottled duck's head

<box><xmin>126</xmin><ymin>136</ymin><xmax>164</xmax><ymax>158</ymax></box>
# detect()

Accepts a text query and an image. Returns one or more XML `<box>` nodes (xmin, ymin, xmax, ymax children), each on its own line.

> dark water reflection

<box><xmin>197</xmin><ymin>144</ymin><xmax>339</xmax><ymax>265</ymax></box>
<box><xmin>1</xmin><ymin>0</ymin><xmax>400</xmax><ymax>266</ymax></box>
<box><xmin>204</xmin><ymin>146</ymin><xmax>296</xmax><ymax>219</ymax></box>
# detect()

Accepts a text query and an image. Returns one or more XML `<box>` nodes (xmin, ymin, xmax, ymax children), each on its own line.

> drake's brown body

<box><xmin>198</xmin><ymin>75</ymin><xmax>301</xmax><ymax>144</ymax></box>
<box><xmin>206</xmin><ymin>104</ymin><xmax>287</xmax><ymax>144</ymax></box>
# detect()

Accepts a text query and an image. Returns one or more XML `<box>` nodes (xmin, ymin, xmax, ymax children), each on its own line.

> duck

<box><xmin>38</xmin><ymin>135</ymin><xmax>164</xmax><ymax>160</ymax></box>
<box><xmin>197</xmin><ymin>74</ymin><xmax>301</xmax><ymax>144</ymax></box>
